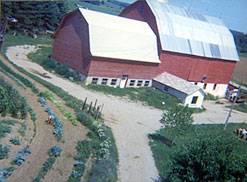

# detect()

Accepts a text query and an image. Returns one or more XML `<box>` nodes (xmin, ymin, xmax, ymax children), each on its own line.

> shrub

<box><xmin>0</xmin><ymin>144</ymin><xmax>10</xmax><ymax>159</ymax></box>
<box><xmin>10</xmin><ymin>137</ymin><xmax>21</xmax><ymax>145</ymax></box>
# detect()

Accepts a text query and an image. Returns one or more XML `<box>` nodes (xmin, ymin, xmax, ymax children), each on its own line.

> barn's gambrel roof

<box><xmin>79</xmin><ymin>8</ymin><xmax>160</xmax><ymax>63</ymax></box>
<box><xmin>146</xmin><ymin>0</ymin><xmax>239</xmax><ymax>61</ymax></box>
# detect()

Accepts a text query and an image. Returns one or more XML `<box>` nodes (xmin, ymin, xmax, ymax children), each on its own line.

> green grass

<box><xmin>1</xmin><ymin>34</ymin><xmax>53</xmax><ymax>54</ymax></box>
<box><xmin>240</xmin><ymin>52</ymin><xmax>247</xmax><ymax>58</ymax></box>
<box><xmin>232</xmin><ymin>103</ymin><xmax>247</xmax><ymax>113</ymax></box>
<box><xmin>149</xmin><ymin>123</ymin><xmax>247</xmax><ymax>181</ymax></box>
<box><xmin>87</xmin><ymin>84</ymin><xmax>180</xmax><ymax>110</ymax></box>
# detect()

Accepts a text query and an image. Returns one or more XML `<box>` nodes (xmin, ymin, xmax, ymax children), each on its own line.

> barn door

<box><xmin>120</xmin><ymin>75</ymin><xmax>128</xmax><ymax>88</ymax></box>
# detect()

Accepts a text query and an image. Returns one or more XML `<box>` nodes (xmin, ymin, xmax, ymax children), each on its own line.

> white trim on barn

<box><xmin>85</xmin><ymin>76</ymin><xmax>152</xmax><ymax>88</ymax></box>
<box><xmin>192</xmin><ymin>82</ymin><xmax>228</xmax><ymax>98</ymax></box>
<box><xmin>153</xmin><ymin>72</ymin><xmax>205</xmax><ymax>108</ymax></box>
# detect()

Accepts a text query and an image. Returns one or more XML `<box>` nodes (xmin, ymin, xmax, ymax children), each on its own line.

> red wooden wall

<box><xmin>88</xmin><ymin>57</ymin><xmax>158</xmax><ymax>80</ymax></box>
<box><xmin>51</xmin><ymin>10</ymin><xmax>91</xmax><ymax>76</ymax></box>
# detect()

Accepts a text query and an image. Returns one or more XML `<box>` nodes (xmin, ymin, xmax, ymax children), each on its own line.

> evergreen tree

<box><xmin>1</xmin><ymin>1</ymin><xmax>69</xmax><ymax>32</ymax></box>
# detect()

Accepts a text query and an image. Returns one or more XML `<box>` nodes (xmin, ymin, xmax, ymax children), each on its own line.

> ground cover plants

<box><xmin>2</xmin><ymin>37</ymin><xmax>119</xmax><ymax>181</ymax></box>
<box><xmin>149</xmin><ymin>122</ymin><xmax>247</xmax><ymax>181</ymax></box>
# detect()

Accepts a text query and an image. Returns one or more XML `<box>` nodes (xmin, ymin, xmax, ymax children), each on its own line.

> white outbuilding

<box><xmin>153</xmin><ymin>72</ymin><xmax>205</xmax><ymax>108</ymax></box>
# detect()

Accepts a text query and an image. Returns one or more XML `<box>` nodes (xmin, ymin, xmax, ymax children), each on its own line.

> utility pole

<box><xmin>224</xmin><ymin>86</ymin><xmax>241</xmax><ymax>130</ymax></box>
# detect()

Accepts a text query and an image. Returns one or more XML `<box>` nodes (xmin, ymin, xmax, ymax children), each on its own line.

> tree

<box><xmin>160</xmin><ymin>105</ymin><xmax>193</xmax><ymax>128</ymax></box>
<box><xmin>1</xmin><ymin>1</ymin><xmax>69</xmax><ymax>32</ymax></box>
<box><xmin>167</xmin><ymin>133</ymin><xmax>247</xmax><ymax>182</ymax></box>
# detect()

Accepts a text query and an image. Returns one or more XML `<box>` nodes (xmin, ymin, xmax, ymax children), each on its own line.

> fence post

<box><xmin>88</xmin><ymin>101</ymin><xmax>92</xmax><ymax>114</ymax></box>
<box><xmin>82</xmin><ymin>97</ymin><xmax>87</xmax><ymax>110</ymax></box>
<box><xmin>93</xmin><ymin>99</ymin><xmax>97</xmax><ymax>111</ymax></box>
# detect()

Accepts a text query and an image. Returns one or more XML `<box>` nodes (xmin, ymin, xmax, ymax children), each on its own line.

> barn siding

<box><xmin>88</xmin><ymin>57</ymin><xmax>158</xmax><ymax>80</ymax></box>
<box><xmin>51</xmin><ymin>10</ymin><xmax>91</xmax><ymax>76</ymax></box>
<box><xmin>157</xmin><ymin>51</ymin><xmax>236</xmax><ymax>84</ymax></box>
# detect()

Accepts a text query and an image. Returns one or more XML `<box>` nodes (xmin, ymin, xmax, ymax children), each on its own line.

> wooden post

<box><xmin>99</xmin><ymin>104</ymin><xmax>104</xmax><ymax>118</ymax></box>
<box><xmin>82</xmin><ymin>97</ymin><xmax>87</xmax><ymax>110</ymax></box>
<box><xmin>88</xmin><ymin>101</ymin><xmax>92</xmax><ymax>114</ymax></box>
<box><xmin>93</xmin><ymin>99</ymin><xmax>97</xmax><ymax>111</ymax></box>
<box><xmin>94</xmin><ymin>106</ymin><xmax>100</xmax><ymax>120</ymax></box>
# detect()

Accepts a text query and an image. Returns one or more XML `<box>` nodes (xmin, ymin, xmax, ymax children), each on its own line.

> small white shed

<box><xmin>153</xmin><ymin>72</ymin><xmax>205</xmax><ymax>108</ymax></box>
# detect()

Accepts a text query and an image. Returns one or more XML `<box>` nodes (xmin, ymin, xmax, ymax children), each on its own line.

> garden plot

<box><xmin>0</xmin><ymin>59</ymin><xmax>89</xmax><ymax>182</ymax></box>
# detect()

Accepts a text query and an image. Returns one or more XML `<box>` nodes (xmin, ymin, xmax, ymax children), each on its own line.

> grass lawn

<box><xmin>149</xmin><ymin>123</ymin><xmax>247</xmax><ymax>181</ymax></box>
<box><xmin>2</xmin><ymin>34</ymin><xmax>53</xmax><ymax>54</ymax></box>
<box><xmin>87</xmin><ymin>84</ymin><xmax>180</xmax><ymax>110</ymax></box>
<box><xmin>240</xmin><ymin>52</ymin><xmax>247</xmax><ymax>58</ymax></box>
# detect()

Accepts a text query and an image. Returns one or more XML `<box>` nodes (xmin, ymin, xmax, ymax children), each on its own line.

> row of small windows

<box><xmin>194</xmin><ymin>82</ymin><xmax>217</xmax><ymax>90</ymax></box>
<box><xmin>129</xmin><ymin>80</ymin><xmax>150</xmax><ymax>87</ymax></box>
<box><xmin>92</xmin><ymin>78</ymin><xmax>150</xmax><ymax>87</ymax></box>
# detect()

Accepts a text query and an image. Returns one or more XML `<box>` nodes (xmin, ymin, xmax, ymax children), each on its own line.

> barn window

<box><xmin>129</xmin><ymin>80</ymin><xmax>135</xmax><ymax>86</ymax></box>
<box><xmin>101</xmin><ymin>78</ymin><xmax>108</xmax><ymax>85</ymax></box>
<box><xmin>92</xmin><ymin>78</ymin><xmax>98</xmax><ymax>84</ymax></box>
<box><xmin>137</xmin><ymin>80</ymin><xmax>143</xmax><ymax>86</ymax></box>
<box><xmin>194</xmin><ymin>82</ymin><xmax>198</xmax><ymax>85</ymax></box>
<box><xmin>144</xmin><ymin>81</ymin><xmax>150</xmax><ymax>87</ymax></box>
<box><xmin>111</xmin><ymin>79</ymin><xmax>117</xmax><ymax>86</ymax></box>
<box><xmin>213</xmin><ymin>84</ymin><xmax>217</xmax><ymax>90</ymax></box>
<box><xmin>164</xmin><ymin>85</ymin><xmax>169</xmax><ymax>92</ymax></box>
<box><xmin>203</xmin><ymin>83</ymin><xmax>207</xmax><ymax>89</ymax></box>
<box><xmin>191</xmin><ymin>96</ymin><xmax>198</xmax><ymax>104</ymax></box>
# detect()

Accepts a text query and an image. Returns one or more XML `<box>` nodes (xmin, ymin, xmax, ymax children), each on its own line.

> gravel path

<box><xmin>6</xmin><ymin>45</ymin><xmax>162</xmax><ymax>182</ymax></box>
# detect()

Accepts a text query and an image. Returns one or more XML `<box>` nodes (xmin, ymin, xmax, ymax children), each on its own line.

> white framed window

<box><xmin>137</xmin><ymin>80</ymin><xmax>142</xmax><ymax>86</ymax></box>
<box><xmin>92</xmin><ymin>78</ymin><xmax>98</xmax><ymax>84</ymax></box>
<box><xmin>144</xmin><ymin>81</ymin><xmax>150</xmax><ymax>87</ymax></box>
<box><xmin>129</xmin><ymin>80</ymin><xmax>135</xmax><ymax>86</ymax></box>
<box><xmin>101</xmin><ymin>78</ymin><xmax>108</xmax><ymax>85</ymax></box>
<box><xmin>191</xmin><ymin>96</ymin><xmax>198</xmax><ymax>104</ymax></box>
<box><xmin>111</xmin><ymin>79</ymin><xmax>117</xmax><ymax>86</ymax></box>
<box><xmin>213</xmin><ymin>84</ymin><xmax>217</xmax><ymax>90</ymax></box>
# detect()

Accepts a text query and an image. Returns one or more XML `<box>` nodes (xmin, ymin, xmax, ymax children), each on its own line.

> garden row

<box><xmin>3</xmin><ymin>44</ymin><xmax>118</xmax><ymax>181</ymax></box>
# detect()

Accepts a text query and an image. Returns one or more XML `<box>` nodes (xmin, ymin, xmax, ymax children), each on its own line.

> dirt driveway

<box><xmin>6</xmin><ymin>45</ymin><xmax>247</xmax><ymax>182</ymax></box>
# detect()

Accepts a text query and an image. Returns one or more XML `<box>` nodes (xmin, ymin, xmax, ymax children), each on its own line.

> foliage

<box><xmin>67</xmin><ymin>140</ymin><xmax>91</xmax><ymax>182</ymax></box>
<box><xmin>2</xmin><ymin>1</ymin><xmax>69</xmax><ymax>32</ymax></box>
<box><xmin>38</xmin><ymin>97</ymin><xmax>47</xmax><ymax>107</ymax></box>
<box><xmin>5</xmin><ymin>57</ymin><xmax>118</xmax><ymax>182</ymax></box>
<box><xmin>231</xmin><ymin>30</ymin><xmax>247</xmax><ymax>54</ymax></box>
<box><xmin>0</xmin><ymin>123</ymin><xmax>11</xmax><ymax>140</ymax></box>
<box><xmin>45</xmin><ymin>107</ymin><xmax>63</xmax><ymax>141</ymax></box>
<box><xmin>0</xmin><ymin>167</ymin><xmax>14</xmax><ymax>181</ymax></box>
<box><xmin>233</xmin><ymin>103</ymin><xmax>247</xmax><ymax>113</ymax></box>
<box><xmin>10</xmin><ymin>136</ymin><xmax>21</xmax><ymax>145</ymax></box>
<box><xmin>149</xmin><ymin>123</ymin><xmax>247</xmax><ymax>181</ymax></box>
<box><xmin>204</xmin><ymin>93</ymin><xmax>218</xmax><ymax>100</ymax></box>
<box><xmin>160</xmin><ymin>105</ymin><xmax>193</xmax><ymax>130</ymax></box>
<box><xmin>0</xmin><ymin>120</ymin><xmax>26</xmax><ymax>138</ymax></box>
<box><xmin>87</xmin><ymin>84</ymin><xmax>180</xmax><ymax>110</ymax></box>
<box><xmin>64</xmin><ymin>112</ymin><xmax>78</xmax><ymax>126</ymax></box>
<box><xmin>0</xmin><ymin>144</ymin><xmax>10</xmax><ymax>159</ymax></box>
<box><xmin>168</xmin><ymin>134</ymin><xmax>247</xmax><ymax>181</ymax></box>
<box><xmin>48</xmin><ymin>145</ymin><xmax>62</xmax><ymax>157</ymax></box>
<box><xmin>0</xmin><ymin>78</ymin><xmax>29</xmax><ymax>119</ymax></box>
<box><xmin>0</xmin><ymin>60</ymin><xmax>39</xmax><ymax>93</ymax></box>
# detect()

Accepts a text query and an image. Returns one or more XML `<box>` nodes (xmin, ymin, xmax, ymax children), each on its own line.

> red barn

<box><xmin>52</xmin><ymin>8</ymin><xmax>160</xmax><ymax>88</ymax></box>
<box><xmin>120</xmin><ymin>0</ymin><xmax>240</xmax><ymax>97</ymax></box>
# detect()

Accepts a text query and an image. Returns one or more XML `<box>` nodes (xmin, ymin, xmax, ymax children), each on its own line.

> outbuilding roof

<box><xmin>153</xmin><ymin>72</ymin><xmax>202</xmax><ymax>95</ymax></box>
<box><xmin>146</xmin><ymin>0</ymin><xmax>239</xmax><ymax>61</ymax></box>
<box><xmin>79</xmin><ymin>8</ymin><xmax>160</xmax><ymax>63</ymax></box>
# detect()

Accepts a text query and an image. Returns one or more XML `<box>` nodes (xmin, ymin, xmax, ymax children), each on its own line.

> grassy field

<box><xmin>150</xmin><ymin>123</ymin><xmax>247</xmax><ymax>181</ymax></box>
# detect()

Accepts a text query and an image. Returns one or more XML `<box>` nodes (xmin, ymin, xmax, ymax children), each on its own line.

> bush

<box><xmin>10</xmin><ymin>137</ymin><xmax>21</xmax><ymax>145</ymax></box>
<box><xmin>168</xmin><ymin>133</ymin><xmax>247</xmax><ymax>181</ymax></box>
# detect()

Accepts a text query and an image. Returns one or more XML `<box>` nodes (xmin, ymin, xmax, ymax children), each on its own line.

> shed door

<box><xmin>120</xmin><ymin>75</ymin><xmax>128</xmax><ymax>88</ymax></box>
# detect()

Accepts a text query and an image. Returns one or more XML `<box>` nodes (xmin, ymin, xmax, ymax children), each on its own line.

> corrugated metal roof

<box><xmin>79</xmin><ymin>8</ymin><xmax>160</xmax><ymax>63</ymax></box>
<box><xmin>153</xmin><ymin>72</ymin><xmax>202</xmax><ymax>95</ymax></box>
<box><xmin>146</xmin><ymin>0</ymin><xmax>239</xmax><ymax>61</ymax></box>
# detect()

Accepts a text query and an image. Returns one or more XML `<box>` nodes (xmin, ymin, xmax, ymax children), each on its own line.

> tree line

<box><xmin>1</xmin><ymin>1</ymin><xmax>70</xmax><ymax>33</ymax></box>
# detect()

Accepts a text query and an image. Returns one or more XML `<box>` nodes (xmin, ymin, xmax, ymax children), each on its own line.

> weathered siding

<box><xmin>88</xmin><ymin>57</ymin><xmax>158</xmax><ymax>80</ymax></box>
<box><xmin>51</xmin><ymin>10</ymin><xmax>91</xmax><ymax>76</ymax></box>
<box><xmin>158</xmin><ymin>51</ymin><xmax>236</xmax><ymax>84</ymax></box>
